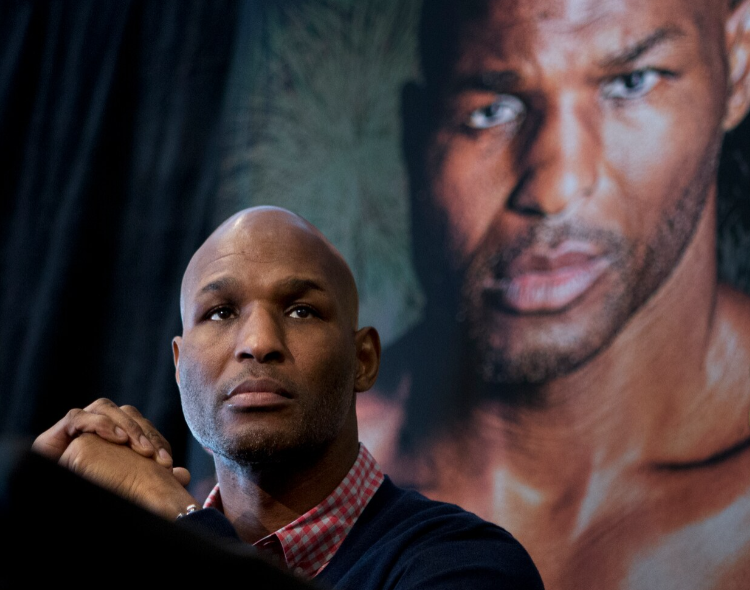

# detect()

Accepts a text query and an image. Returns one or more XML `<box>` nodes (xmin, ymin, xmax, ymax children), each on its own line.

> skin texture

<box><xmin>424</xmin><ymin>0</ymin><xmax>728</xmax><ymax>386</ymax></box>
<box><xmin>173</xmin><ymin>207</ymin><xmax>380</xmax><ymax>542</ymax></box>
<box><xmin>31</xmin><ymin>399</ymin><xmax>195</xmax><ymax>519</ymax></box>
<box><xmin>357</xmin><ymin>0</ymin><xmax>750</xmax><ymax>588</ymax></box>
<box><xmin>34</xmin><ymin>207</ymin><xmax>381</xmax><ymax>544</ymax></box>
<box><xmin>175</xmin><ymin>208</ymin><xmax>361</xmax><ymax>467</ymax></box>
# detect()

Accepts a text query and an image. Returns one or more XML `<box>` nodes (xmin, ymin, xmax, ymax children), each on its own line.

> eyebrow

<box><xmin>598</xmin><ymin>26</ymin><xmax>686</xmax><ymax>69</ymax></box>
<box><xmin>198</xmin><ymin>276</ymin><xmax>326</xmax><ymax>297</ymax></box>
<box><xmin>450</xmin><ymin>70</ymin><xmax>521</xmax><ymax>93</ymax></box>
<box><xmin>274</xmin><ymin>277</ymin><xmax>327</xmax><ymax>296</ymax></box>
<box><xmin>198</xmin><ymin>276</ymin><xmax>241</xmax><ymax>295</ymax></box>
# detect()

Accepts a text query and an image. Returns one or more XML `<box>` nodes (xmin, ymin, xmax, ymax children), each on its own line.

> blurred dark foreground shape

<box><xmin>0</xmin><ymin>438</ymin><xmax>316</xmax><ymax>588</ymax></box>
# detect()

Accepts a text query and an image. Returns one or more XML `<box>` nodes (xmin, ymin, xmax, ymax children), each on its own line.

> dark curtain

<box><xmin>0</xmin><ymin>0</ymin><xmax>243</xmax><ymax>475</ymax></box>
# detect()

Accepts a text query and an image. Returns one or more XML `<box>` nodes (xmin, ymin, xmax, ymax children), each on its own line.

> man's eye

<box><xmin>288</xmin><ymin>305</ymin><xmax>316</xmax><ymax>319</ymax></box>
<box><xmin>208</xmin><ymin>307</ymin><xmax>235</xmax><ymax>321</ymax></box>
<box><xmin>467</xmin><ymin>95</ymin><xmax>525</xmax><ymax>129</ymax></box>
<box><xmin>602</xmin><ymin>69</ymin><xmax>662</xmax><ymax>100</ymax></box>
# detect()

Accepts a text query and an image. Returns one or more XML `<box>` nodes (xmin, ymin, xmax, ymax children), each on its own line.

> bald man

<box><xmin>32</xmin><ymin>207</ymin><xmax>543</xmax><ymax>590</ymax></box>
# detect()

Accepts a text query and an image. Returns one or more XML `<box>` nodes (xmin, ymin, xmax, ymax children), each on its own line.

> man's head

<box><xmin>172</xmin><ymin>207</ymin><xmax>380</xmax><ymax>466</ymax></box>
<box><xmin>407</xmin><ymin>0</ymin><xmax>750</xmax><ymax>385</ymax></box>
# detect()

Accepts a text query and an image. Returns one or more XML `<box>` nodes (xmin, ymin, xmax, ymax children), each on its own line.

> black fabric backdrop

<box><xmin>0</xmin><ymin>0</ymin><xmax>244</xmax><ymax>473</ymax></box>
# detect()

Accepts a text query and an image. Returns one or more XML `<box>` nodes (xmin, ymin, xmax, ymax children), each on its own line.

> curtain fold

<box><xmin>0</xmin><ymin>1</ymin><xmax>241</xmax><ymax>474</ymax></box>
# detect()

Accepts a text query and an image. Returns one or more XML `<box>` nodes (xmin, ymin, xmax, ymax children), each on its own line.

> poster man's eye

<box><xmin>602</xmin><ymin>68</ymin><xmax>661</xmax><ymax>100</ymax></box>
<box><xmin>467</xmin><ymin>95</ymin><xmax>525</xmax><ymax>129</ymax></box>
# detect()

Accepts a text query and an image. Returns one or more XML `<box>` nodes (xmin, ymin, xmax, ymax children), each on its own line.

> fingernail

<box><xmin>114</xmin><ymin>426</ymin><xmax>126</xmax><ymax>438</ymax></box>
<box><xmin>140</xmin><ymin>435</ymin><xmax>152</xmax><ymax>449</ymax></box>
<box><xmin>159</xmin><ymin>448</ymin><xmax>172</xmax><ymax>463</ymax></box>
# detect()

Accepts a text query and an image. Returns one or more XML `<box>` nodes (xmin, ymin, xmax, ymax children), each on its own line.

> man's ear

<box><xmin>724</xmin><ymin>0</ymin><xmax>750</xmax><ymax>130</ymax></box>
<box><xmin>172</xmin><ymin>336</ymin><xmax>182</xmax><ymax>386</ymax></box>
<box><xmin>353</xmin><ymin>327</ymin><xmax>381</xmax><ymax>393</ymax></box>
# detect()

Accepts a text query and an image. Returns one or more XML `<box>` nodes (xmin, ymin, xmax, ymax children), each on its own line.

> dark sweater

<box><xmin>184</xmin><ymin>476</ymin><xmax>544</xmax><ymax>589</ymax></box>
<box><xmin>317</xmin><ymin>477</ymin><xmax>544</xmax><ymax>589</ymax></box>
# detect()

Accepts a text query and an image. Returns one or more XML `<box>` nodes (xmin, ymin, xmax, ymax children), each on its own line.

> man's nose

<box><xmin>510</xmin><ymin>92</ymin><xmax>600</xmax><ymax>216</ymax></box>
<box><xmin>234</xmin><ymin>307</ymin><xmax>287</xmax><ymax>364</ymax></box>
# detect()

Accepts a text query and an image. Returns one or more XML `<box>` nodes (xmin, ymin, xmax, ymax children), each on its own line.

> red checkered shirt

<box><xmin>203</xmin><ymin>444</ymin><xmax>384</xmax><ymax>578</ymax></box>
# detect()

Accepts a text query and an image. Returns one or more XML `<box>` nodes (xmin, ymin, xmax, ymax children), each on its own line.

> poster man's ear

<box><xmin>724</xmin><ymin>0</ymin><xmax>750</xmax><ymax>130</ymax></box>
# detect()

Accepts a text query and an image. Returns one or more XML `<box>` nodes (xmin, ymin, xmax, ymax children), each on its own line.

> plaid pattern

<box><xmin>203</xmin><ymin>444</ymin><xmax>384</xmax><ymax>578</ymax></box>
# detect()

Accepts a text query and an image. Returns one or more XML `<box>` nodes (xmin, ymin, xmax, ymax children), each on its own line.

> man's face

<box><xmin>422</xmin><ymin>0</ymin><xmax>732</xmax><ymax>384</ymax></box>
<box><xmin>173</xmin><ymin>216</ymin><xmax>359</xmax><ymax>465</ymax></box>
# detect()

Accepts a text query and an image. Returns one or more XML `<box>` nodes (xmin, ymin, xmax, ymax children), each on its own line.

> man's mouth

<box><xmin>482</xmin><ymin>242</ymin><xmax>610</xmax><ymax>313</ymax></box>
<box><xmin>226</xmin><ymin>378</ymin><xmax>292</xmax><ymax>409</ymax></box>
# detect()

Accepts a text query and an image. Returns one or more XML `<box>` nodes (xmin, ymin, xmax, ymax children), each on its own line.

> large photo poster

<box><xmin>218</xmin><ymin>1</ymin><xmax>750</xmax><ymax>588</ymax></box>
<box><xmin>2</xmin><ymin>0</ymin><xmax>750</xmax><ymax>588</ymax></box>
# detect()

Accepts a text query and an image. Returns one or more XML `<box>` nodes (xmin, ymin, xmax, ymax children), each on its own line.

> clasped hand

<box><xmin>32</xmin><ymin>398</ymin><xmax>198</xmax><ymax>520</ymax></box>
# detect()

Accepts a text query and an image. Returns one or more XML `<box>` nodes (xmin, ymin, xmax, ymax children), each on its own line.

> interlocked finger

<box><xmin>120</xmin><ymin>405</ymin><xmax>173</xmax><ymax>467</ymax></box>
<box><xmin>82</xmin><ymin>398</ymin><xmax>160</xmax><ymax>460</ymax></box>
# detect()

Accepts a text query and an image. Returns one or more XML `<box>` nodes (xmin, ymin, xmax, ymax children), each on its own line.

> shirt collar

<box><xmin>203</xmin><ymin>444</ymin><xmax>384</xmax><ymax>578</ymax></box>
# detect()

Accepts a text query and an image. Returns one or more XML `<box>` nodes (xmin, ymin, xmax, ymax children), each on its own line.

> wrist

<box><xmin>138</xmin><ymin>480</ymin><xmax>198</xmax><ymax>520</ymax></box>
<box><xmin>176</xmin><ymin>503</ymin><xmax>199</xmax><ymax>520</ymax></box>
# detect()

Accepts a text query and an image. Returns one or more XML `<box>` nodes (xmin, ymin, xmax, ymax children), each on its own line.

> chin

<box><xmin>478</xmin><ymin>339</ymin><xmax>600</xmax><ymax>384</ymax></box>
<box><xmin>212</xmin><ymin>424</ymin><xmax>338</xmax><ymax>468</ymax></box>
<box><xmin>475</xmin><ymin>304</ymin><xmax>630</xmax><ymax>386</ymax></box>
<box><xmin>213</xmin><ymin>439</ymin><xmax>304</xmax><ymax>466</ymax></box>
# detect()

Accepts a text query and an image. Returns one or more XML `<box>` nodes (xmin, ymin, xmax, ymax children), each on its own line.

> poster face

<box><xmin>221</xmin><ymin>0</ymin><xmax>750</xmax><ymax>588</ymax></box>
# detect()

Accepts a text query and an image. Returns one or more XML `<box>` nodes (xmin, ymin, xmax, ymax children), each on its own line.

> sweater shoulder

<box><xmin>320</xmin><ymin>477</ymin><xmax>544</xmax><ymax>590</ymax></box>
<box><xmin>361</xmin><ymin>476</ymin><xmax>505</xmax><ymax>535</ymax></box>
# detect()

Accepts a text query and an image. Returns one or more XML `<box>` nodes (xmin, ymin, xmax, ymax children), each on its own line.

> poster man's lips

<box><xmin>485</xmin><ymin>243</ymin><xmax>610</xmax><ymax>313</ymax></box>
